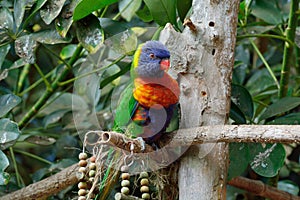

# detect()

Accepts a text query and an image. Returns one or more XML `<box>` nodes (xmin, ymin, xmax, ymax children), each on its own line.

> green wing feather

<box><xmin>113</xmin><ymin>82</ymin><xmax>137</xmax><ymax>132</ymax></box>
<box><xmin>112</xmin><ymin>81</ymin><xmax>144</xmax><ymax>138</ymax></box>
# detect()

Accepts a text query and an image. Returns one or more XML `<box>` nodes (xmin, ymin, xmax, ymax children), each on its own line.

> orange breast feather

<box><xmin>133</xmin><ymin>73</ymin><xmax>180</xmax><ymax>108</ymax></box>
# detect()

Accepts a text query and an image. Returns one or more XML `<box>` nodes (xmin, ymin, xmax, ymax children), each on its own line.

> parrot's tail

<box><xmin>99</xmin><ymin>149</ymin><xmax>122</xmax><ymax>200</ymax></box>
<box><xmin>94</xmin><ymin>146</ymin><xmax>123</xmax><ymax>200</ymax></box>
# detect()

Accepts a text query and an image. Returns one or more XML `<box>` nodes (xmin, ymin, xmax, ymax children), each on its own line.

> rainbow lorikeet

<box><xmin>113</xmin><ymin>40</ymin><xmax>180</xmax><ymax>143</ymax></box>
<box><xmin>98</xmin><ymin>41</ymin><xmax>180</xmax><ymax>199</ymax></box>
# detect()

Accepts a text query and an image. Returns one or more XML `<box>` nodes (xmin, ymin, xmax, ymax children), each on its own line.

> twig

<box><xmin>114</xmin><ymin>193</ymin><xmax>144</xmax><ymax>200</ymax></box>
<box><xmin>228</xmin><ymin>176</ymin><xmax>300</xmax><ymax>200</ymax></box>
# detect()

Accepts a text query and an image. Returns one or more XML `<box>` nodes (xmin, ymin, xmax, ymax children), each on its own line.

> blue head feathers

<box><xmin>136</xmin><ymin>41</ymin><xmax>170</xmax><ymax>78</ymax></box>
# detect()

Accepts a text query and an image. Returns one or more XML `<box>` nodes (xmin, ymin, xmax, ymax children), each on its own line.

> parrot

<box><xmin>97</xmin><ymin>40</ymin><xmax>180</xmax><ymax>199</ymax></box>
<box><xmin>113</xmin><ymin>40</ymin><xmax>180</xmax><ymax>143</ymax></box>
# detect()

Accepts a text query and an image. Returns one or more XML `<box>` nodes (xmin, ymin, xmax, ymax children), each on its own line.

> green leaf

<box><xmin>0</xmin><ymin>118</ymin><xmax>21</xmax><ymax>150</ymax></box>
<box><xmin>13</xmin><ymin>0</ymin><xmax>36</xmax><ymax>29</ymax></box>
<box><xmin>0</xmin><ymin>44</ymin><xmax>10</xmax><ymax>70</ymax></box>
<box><xmin>49</xmin><ymin>158</ymin><xmax>77</xmax><ymax>171</ymax></box>
<box><xmin>100</xmin><ymin>63</ymin><xmax>131</xmax><ymax>89</ymax></box>
<box><xmin>251</xmin><ymin>0</ymin><xmax>283</xmax><ymax>25</ymax></box>
<box><xmin>119</xmin><ymin>0</ymin><xmax>142</xmax><ymax>22</ymax></box>
<box><xmin>39</xmin><ymin>93</ymin><xmax>88</xmax><ymax>116</ymax></box>
<box><xmin>23</xmin><ymin>0</ymin><xmax>48</xmax><ymax>28</ymax></box>
<box><xmin>0</xmin><ymin>172</ymin><xmax>10</xmax><ymax>185</ymax></box>
<box><xmin>25</xmin><ymin>135</ymin><xmax>56</xmax><ymax>145</ymax></box>
<box><xmin>104</xmin><ymin>29</ymin><xmax>137</xmax><ymax>55</ymax></box>
<box><xmin>15</xmin><ymin>34</ymin><xmax>37</xmax><ymax>63</ymax></box>
<box><xmin>260</xmin><ymin>97</ymin><xmax>300</xmax><ymax>120</ymax></box>
<box><xmin>228</xmin><ymin>143</ymin><xmax>250</xmax><ymax>180</ymax></box>
<box><xmin>40</xmin><ymin>0</ymin><xmax>67</xmax><ymax>25</ymax></box>
<box><xmin>0</xmin><ymin>1</ymin><xmax>13</xmax><ymax>7</ymax></box>
<box><xmin>0</xmin><ymin>58</ymin><xmax>28</xmax><ymax>81</ymax></box>
<box><xmin>177</xmin><ymin>0</ymin><xmax>192</xmax><ymax>22</ymax></box>
<box><xmin>235</xmin><ymin>45</ymin><xmax>250</xmax><ymax>66</ymax></box>
<box><xmin>244</xmin><ymin>25</ymin><xmax>276</xmax><ymax>35</ymax></box>
<box><xmin>31</xmin><ymin>30</ymin><xmax>72</xmax><ymax>44</ymax></box>
<box><xmin>278</xmin><ymin>180</ymin><xmax>299</xmax><ymax>195</ymax></box>
<box><xmin>31</xmin><ymin>167</ymin><xmax>49</xmax><ymax>182</ymax></box>
<box><xmin>249</xmin><ymin>143</ymin><xmax>285</xmax><ymax>177</ymax></box>
<box><xmin>0</xmin><ymin>7</ymin><xmax>14</xmax><ymax>32</ymax></box>
<box><xmin>99</xmin><ymin>18</ymin><xmax>130</xmax><ymax>37</ymax></box>
<box><xmin>13</xmin><ymin>0</ymin><xmax>26</xmax><ymax>30</ymax></box>
<box><xmin>73</xmin><ymin>0</ymin><xmax>118</xmax><ymax>21</ymax></box>
<box><xmin>76</xmin><ymin>15</ymin><xmax>103</xmax><ymax>53</ymax></box>
<box><xmin>55</xmin><ymin>0</ymin><xmax>81</xmax><ymax>37</ymax></box>
<box><xmin>136</xmin><ymin>4</ymin><xmax>153</xmax><ymax>22</ymax></box>
<box><xmin>267</xmin><ymin>113</ymin><xmax>300</xmax><ymax>125</ymax></box>
<box><xmin>144</xmin><ymin>0</ymin><xmax>177</xmax><ymax>26</ymax></box>
<box><xmin>253</xmin><ymin>87</ymin><xmax>278</xmax><ymax>101</ymax></box>
<box><xmin>0</xmin><ymin>150</ymin><xmax>9</xmax><ymax>172</ymax></box>
<box><xmin>0</xmin><ymin>94</ymin><xmax>21</xmax><ymax>117</ymax></box>
<box><xmin>229</xmin><ymin>101</ymin><xmax>246</xmax><ymax>124</ymax></box>
<box><xmin>246</xmin><ymin>68</ymin><xmax>277</xmax><ymax>96</ymax></box>
<box><xmin>232</xmin><ymin>62</ymin><xmax>247</xmax><ymax>85</ymax></box>
<box><xmin>74</xmin><ymin>63</ymin><xmax>101</xmax><ymax>107</ymax></box>
<box><xmin>43</xmin><ymin>109</ymin><xmax>69</xmax><ymax>127</ymax></box>
<box><xmin>231</xmin><ymin>84</ymin><xmax>254</xmax><ymax>119</ymax></box>
<box><xmin>60</xmin><ymin>44</ymin><xmax>77</xmax><ymax>60</ymax></box>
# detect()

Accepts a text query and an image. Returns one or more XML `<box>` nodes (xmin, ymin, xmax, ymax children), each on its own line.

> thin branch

<box><xmin>250</xmin><ymin>40</ymin><xmax>280</xmax><ymax>89</ymax></box>
<box><xmin>103</xmin><ymin>125</ymin><xmax>300</xmax><ymax>149</ymax></box>
<box><xmin>228</xmin><ymin>176</ymin><xmax>300</xmax><ymax>200</ymax></box>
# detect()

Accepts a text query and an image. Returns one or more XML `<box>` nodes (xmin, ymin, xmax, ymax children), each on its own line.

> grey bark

<box><xmin>160</xmin><ymin>0</ymin><xmax>240</xmax><ymax>199</ymax></box>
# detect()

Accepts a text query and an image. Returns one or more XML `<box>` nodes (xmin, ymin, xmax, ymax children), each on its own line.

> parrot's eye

<box><xmin>149</xmin><ymin>53</ymin><xmax>155</xmax><ymax>58</ymax></box>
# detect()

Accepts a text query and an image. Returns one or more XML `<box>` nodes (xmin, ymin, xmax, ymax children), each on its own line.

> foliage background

<box><xmin>0</xmin><ymin>0</ymin><xmax>299</xmax><ymax>199</ymax></box>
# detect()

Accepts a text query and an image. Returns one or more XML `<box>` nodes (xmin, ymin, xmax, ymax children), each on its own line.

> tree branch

<box><xmin>1</xmin><ymin>125</ymin><xmax>300</xmax><ymax>200</ymax></box>
<box><xmin>228</xmin><ymin>176</ymin><xmax>300</xmax><ymax>200</ymax></box>
<box><xmin>0</xmin><ymin>163</ymin><xmax>79</xmax><ymax>200</ymax></box>
<box><xmin>103</xmin><ymin>125</ymin><xmax>300</xmax><ymax>150</ymax></box>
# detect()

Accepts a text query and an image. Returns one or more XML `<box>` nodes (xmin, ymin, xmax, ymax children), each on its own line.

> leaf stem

<box><xmin>279</xmin><ymin>0</ymin><xmax>299</xmax><ymax>98</ymax></box>
<box><xmin>34</xmin><ymin>63</ymin><xmax>52</xmax><ymax>91</ymax></box>
<box><xmin>13</xmin><ymin>149</ymin><xmax>53</xmax><ymax>165</ymax></box>
<box><xmin>16</xmin><ymin>64</ymin><xmax>30</xmax><ymax>94</ymax></box>
<box><xmin>250</xmin><ymin>40</ymin><xmax>280</xmax><ymax>89</ymax></box>
<box><xmin>237</xmin><ymin>34</ymin><xmax>293</xmax><ymax>45</ymax></box>
<box><xmin>9</xmin><ymin>147</ymin><xmax>24</xmax><ymax>187</ymax></box>
<box><xmin>18</xmin><ymin>69</ymin><xmax>54</xmax><ymax>96</ymax></box>
<box><xmin>100</xmin><ymin>6</ymin><xmax>109</xmax><ymax>18</ymax></box>
<box><xmin>18</xmin><ymin>45</ymin><xmax>83</xmax><ymax>129</ymax></box>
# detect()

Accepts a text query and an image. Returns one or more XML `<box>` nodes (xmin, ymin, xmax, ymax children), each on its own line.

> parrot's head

<box><xmin>133</xmin><ymin>41</ymin><xmax>170</xmax><ymax>78</ymax></box>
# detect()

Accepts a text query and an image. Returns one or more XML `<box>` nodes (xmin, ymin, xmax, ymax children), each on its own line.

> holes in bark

<box><xmin>212</xmin><ymin>49</ymin><xmax>216</xmax><ymax>56</ymax></box>
<box><xmin>209</xmin><ymin>21</ymin><xmax>215</xmax><ymax>27</ymax></box>
<box><xmin>201</xmin><ymin>91</ymin><xmax>207</xmax><ymax>96</ymax></box>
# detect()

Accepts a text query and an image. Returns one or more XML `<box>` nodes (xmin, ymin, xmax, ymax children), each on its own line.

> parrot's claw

<box><xmin>135</xmin><ymin>137</ymin><xmax>146</xmax><ymax>152</ymax></box>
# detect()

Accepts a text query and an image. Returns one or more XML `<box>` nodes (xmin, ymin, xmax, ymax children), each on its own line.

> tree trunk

<box><xmin>160</xmin><ymin>0</ymin><xmax>239</xmax><ymax>199</ymax></box>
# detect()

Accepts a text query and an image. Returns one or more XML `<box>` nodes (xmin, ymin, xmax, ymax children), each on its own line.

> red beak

<box><xmin>160</xmin><ymin>59</ymin><xmax>170</xmax><ymax>71</ymax></box>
